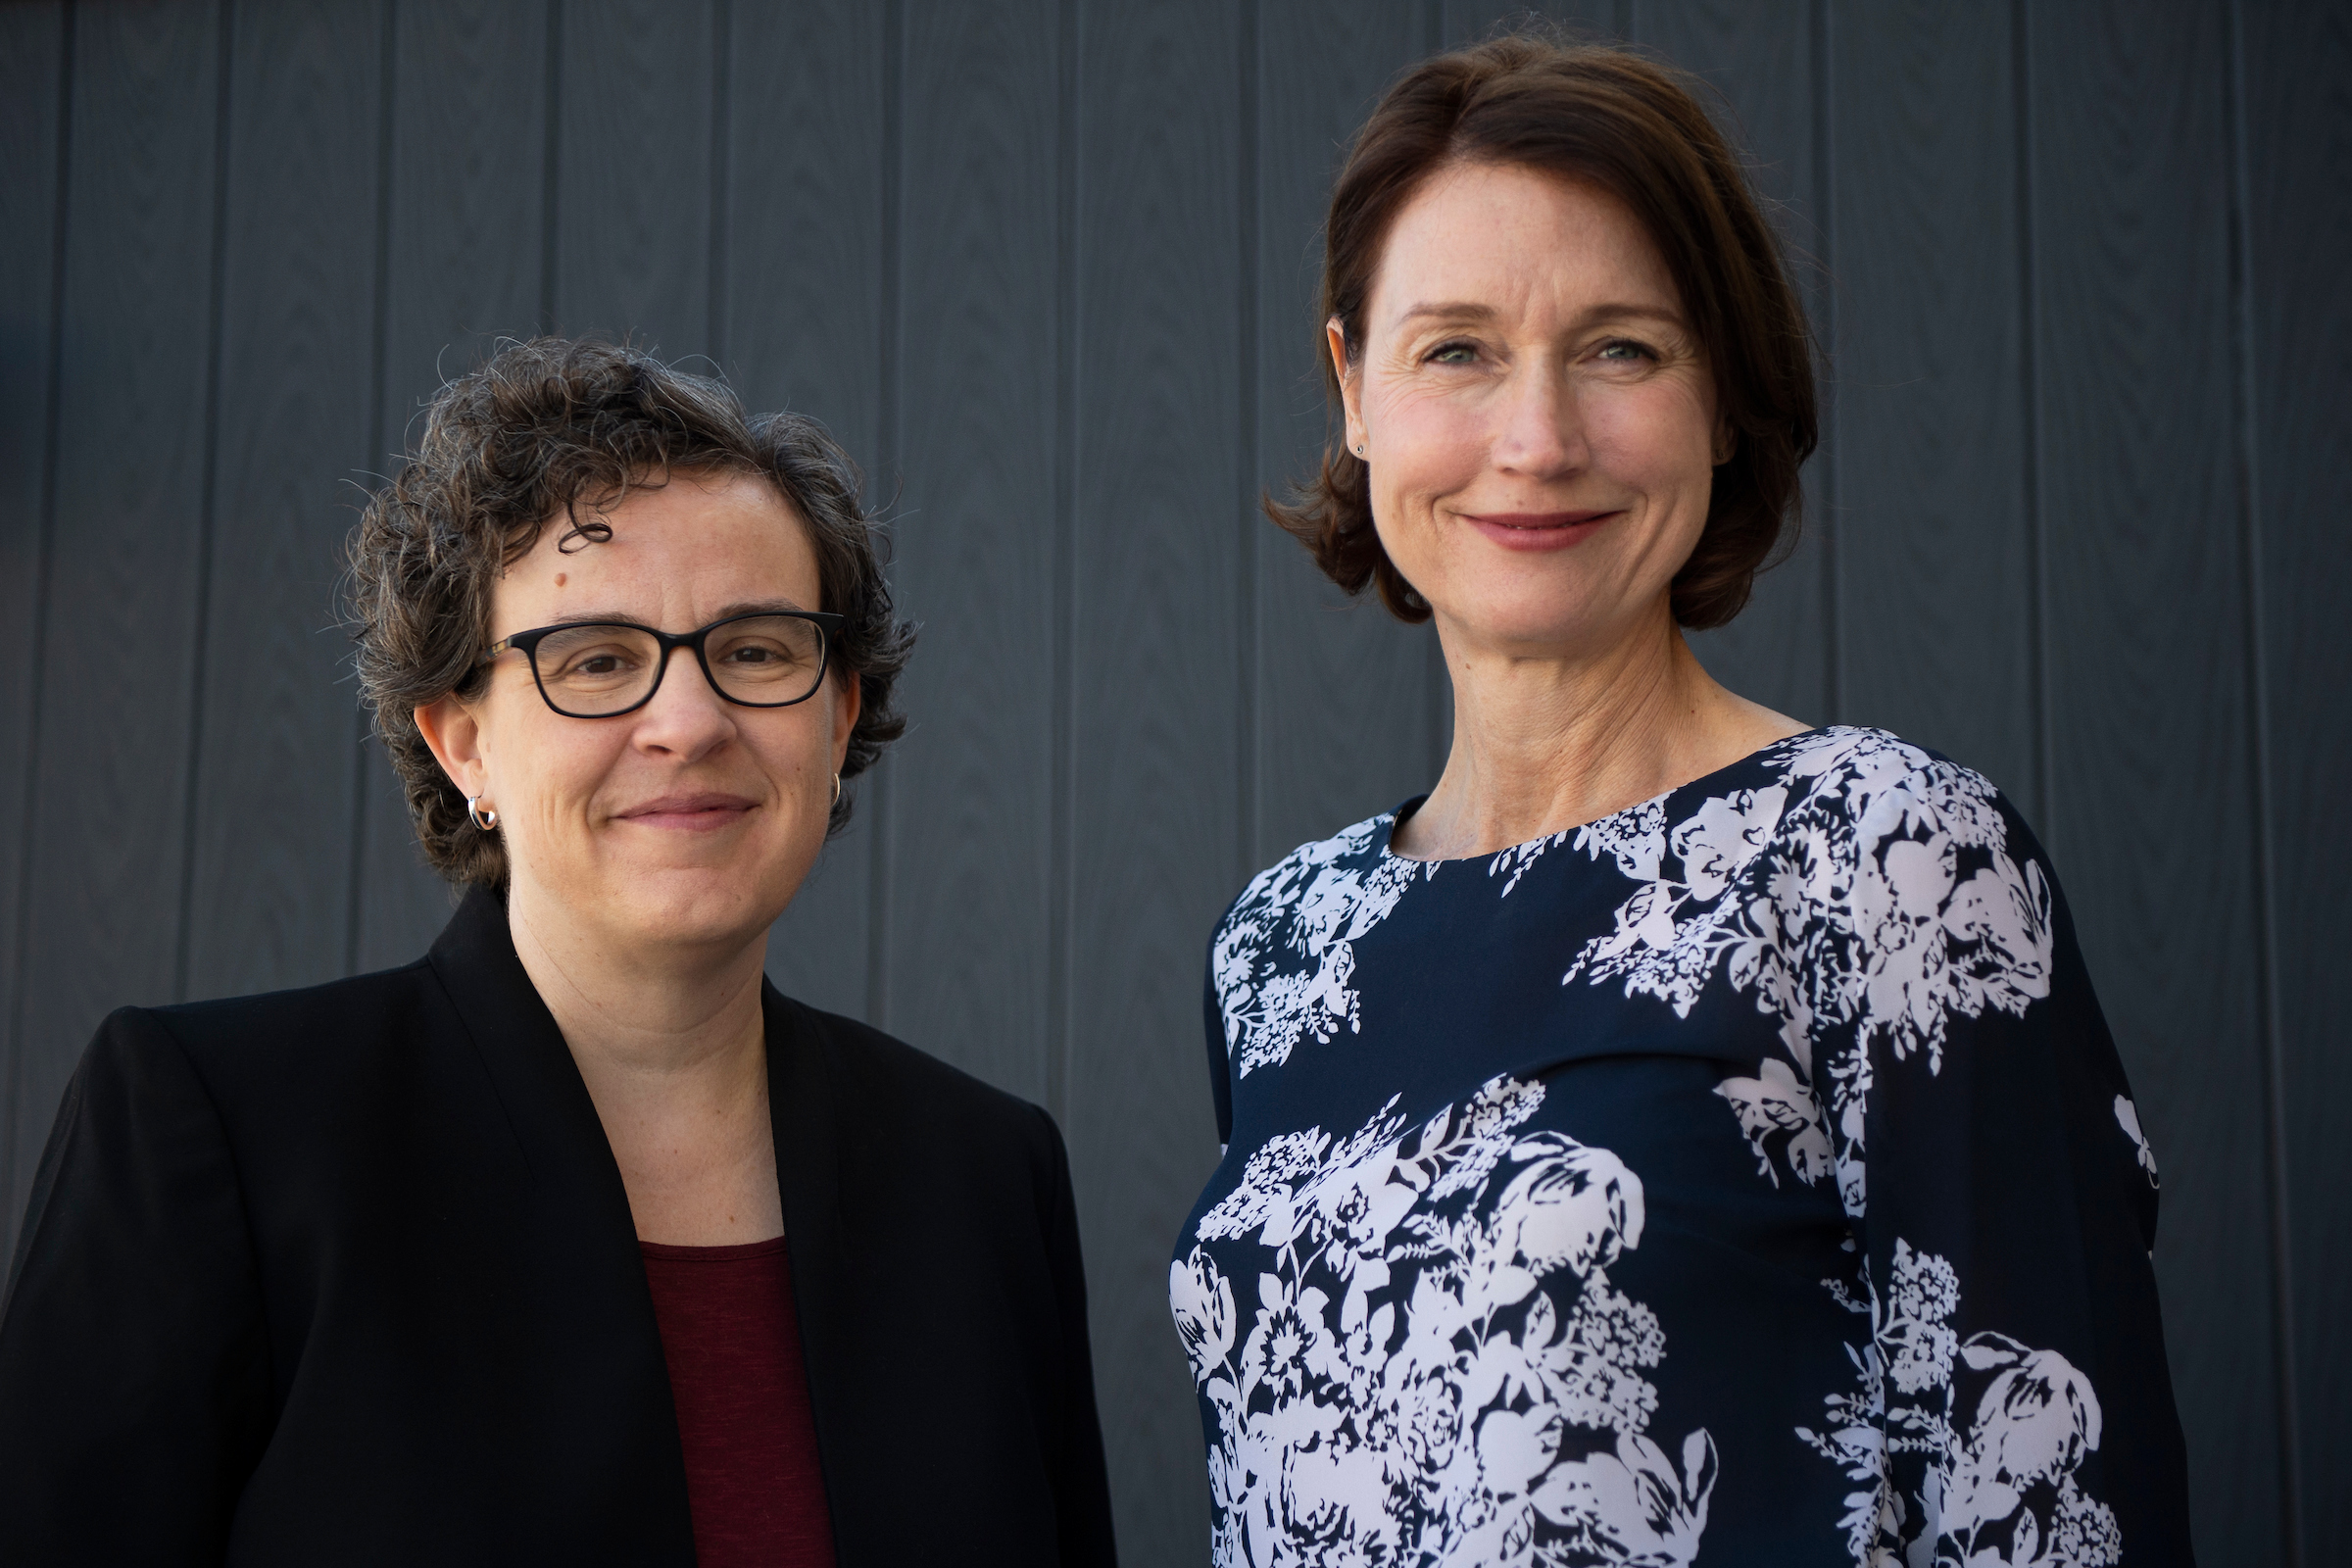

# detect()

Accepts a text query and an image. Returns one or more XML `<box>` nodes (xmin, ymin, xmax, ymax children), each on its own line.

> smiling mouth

<box><xmin>1462</xmin><ymin>511</ymin><xmax>1617</xmax><ymax>549</ymax></box>
<box><xmin>614</xmin><ymin>795</ymin><xmax>758</xmax><ymax>831</ymax></box>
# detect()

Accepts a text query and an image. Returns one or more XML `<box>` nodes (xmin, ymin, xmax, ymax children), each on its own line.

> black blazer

<box><xmin>0</xmin><ymin>888</ymin><xmax>1117</xmax><ymax>1566</ymax></box>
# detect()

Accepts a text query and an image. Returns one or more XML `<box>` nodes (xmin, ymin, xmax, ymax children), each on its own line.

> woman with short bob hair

<box><xmin>1172</xmin><ymin>34</ymin><xmax>2189</xmax><ymax>1566</ymax></box>
<box><xmin>0</xmin><ymin>337</ymin><xmax>1116</xmax><ymax>1567</ymax></box>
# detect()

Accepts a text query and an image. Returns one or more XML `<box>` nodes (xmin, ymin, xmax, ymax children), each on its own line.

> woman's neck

<box><xmin>506</xmin><ymin>883</ymin><xmax>783</xmax><ymax>1244</ymax></box>
<box><xmin>1392</xmin><ymin>606</ymin><xmax>1807</xmax><ymax>861</ymax></box>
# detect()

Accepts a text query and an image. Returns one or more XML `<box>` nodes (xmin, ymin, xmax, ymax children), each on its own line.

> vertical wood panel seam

<box><xmin>175</xmin><ymin>0</ymin><xmax>238</xmax><ymax>1002</ymax></box>
<box><xmin>1046</xmin><ymin>0</ymin><xmax>1079</xmax><ymax>1127</ymax></box>
<box><xmin>1236</xmin><ymin>0</ymin><xmax>1257</xmax><ymax>892</ymax></box>
<box><xmin>6</xmin><ymin>0</ymin><xmax>77</xmax><ymax>1199</ymax></box>
<box><xmin>538</xmin><ymin>0</ymin><xmax>561</xmax><ymax>330</ymax></box>
<box><xmin>2013</xmin><ymin>0</ymin><xmax>2053</xmax><ymax>831</ymax></box>
<box><xmin>1810</xmin><ymin>0</ymin><xmax>1838</xmax><ymax>722</ymax></box>
<box><xmin>348</xmin><ymin>0</ymin><xmax>400</xmax><ymax>980</ymax></box>
<box><xmin>707</xmin><ymin>0</ymin><xmax>730</xmax><ymax>363</ymax></box>
<box><xmin>2225</xmin><ymin>0</ymin><xmax>2303</xmax><ymax>1554</ymax></box>
<box><xmin>866</xmin><ymin>0</ymin><xmax>903</xmax><ymax>1030</ymax></box>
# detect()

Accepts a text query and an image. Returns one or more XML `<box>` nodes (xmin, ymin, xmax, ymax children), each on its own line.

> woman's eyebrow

<box><xmin>533</xmin><ymin>598</ymin><xmax>815</xmax><ymax>629</ymax></box>
<box><xmin>710</xmin><ymin>597</ymin><xmax>814</xmax><ymax>619</ymax></box>
<box><xmin>534</xmin><ymin>609</ymin><xmax>651</xmax><ymax>628</ymax></box>
<box><xmin>1390</xmin><ymin>301</ymin><xmax>1690</xmax><ymax>329</ymax></box>
<box><xmin>1394</xmin><ymin>301</ymin><xmax>1497</xmax><ymax>325</ymax></box>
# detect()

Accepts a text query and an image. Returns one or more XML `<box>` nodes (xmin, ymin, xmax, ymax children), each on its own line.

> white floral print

<box><xmin>1549</xmin><ymin>733</ymin><xmax>2122</xmax><ymax>1558</ymax></box>
<box><xmin>1799</xmin><ymin>1240</ymin><xmax>2120</xmax><ymax>1566</ymax></box>
<box><xmin>1188</xmin><ymin>727</ymin><xmax>2167</xmax><ymax>1565</ymax></box>
<box><xmin>1562</xmin><ymin>729</ymin><xmax>2053</xmax><ymax>1216</ymax></box>
<box><xmin>1713</xmin><ymin>1056</ymin><xmax>1834</xmax><ymax>1189</ymax></box>
<box><xmin>1172</xmin><ymin>1074</ymin><xmax>1713</xmax><ymax>1567</ymax></box>
<box><xmin>1211</xmin><ymin>818</ymin><xmax>1434</xmax><ymax>1077</ymax></box>
<box><xmin>1489</xmin><ymin>799</ymin><xmax>1668</xmax><ymax>898</ymax></box>
<box><xmin>2113</xmin><ymin>1097</ymin><xmax>2159</xmax><ymax>1188</ymax></box>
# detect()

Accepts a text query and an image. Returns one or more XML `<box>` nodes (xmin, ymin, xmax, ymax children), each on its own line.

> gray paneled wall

<box><xmin>0</xmin><ymin>3</ymin><xmax>2342</xmax><ymax>1564</ymax></box>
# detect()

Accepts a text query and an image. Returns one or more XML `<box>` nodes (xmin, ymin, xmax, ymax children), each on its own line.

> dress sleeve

<box><xmin>1027</xmin><ymin>1103</ymin><xmax>1118</xmax><ymax>1568</ymax></box>
<box><xmin>1822</xmin><ymin>779</ymin><xmax>2192</xmax><ymax>1564</ymax></box>
<box><xmin>0</xmin><ymin>1006</ymin><xmax>274</xmax><ymax>1563</ymax></box>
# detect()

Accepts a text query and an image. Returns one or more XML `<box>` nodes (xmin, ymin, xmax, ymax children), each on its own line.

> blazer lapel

<box><xmin>763</xmin><ymin>987</ymin><xmax>870</xmax><ymax>1558</ymax></box>
<box><xmin>427</xmin><ymin>888</ymin><xmax>638</xmax><ymax>1210</ymax></box>
<box><xmin>423</xmin><ymin>886</ymin><xmax>696</xmax><ymax>1563</ymax></box>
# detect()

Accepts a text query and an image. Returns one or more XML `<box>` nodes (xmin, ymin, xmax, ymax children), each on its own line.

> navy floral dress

<box><xmin>1170</xmin><ymin>727</ymin><xmax>2191</xmax><ymax>1567</ymax></box>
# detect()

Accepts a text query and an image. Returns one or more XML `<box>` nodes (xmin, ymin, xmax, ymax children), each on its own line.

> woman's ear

<box><xmin>1328</xmin><ymin>317</ymin><xmax>1366</xmax><ymax>458</ymax></box>
<box><xmin>1712</xmin><ymin>415</ymin><xmax>1738</xmax><ymax>466</ymax></box>
<box><xmin>414</xmin><ymin>695</ymin><xmax>487</xmax><ymax>801</ymax></box>
<box><xmin>830</xmin><ymin>668</ymin><xmax>862</xmax><ymax>773</ymax></box>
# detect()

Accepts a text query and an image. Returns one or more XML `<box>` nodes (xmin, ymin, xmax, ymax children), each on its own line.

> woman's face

<box><xmin>1335</xmin><ymin>161</ymin><xmax>1728</xmax><ymax>662</ymax></box>
<box><xmin>422</xmin><ymin>471</ymin><xmax>857</xmax><ymax>956</ymax></box>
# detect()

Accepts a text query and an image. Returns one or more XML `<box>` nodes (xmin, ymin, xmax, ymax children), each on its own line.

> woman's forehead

<box><xmin>502</xmin><ymin>475</ymin><xmax>818</xmax><ymax>611</ymax></box>
<box><xmin>1368</xmin><ymin>164</ymin><xmax>1679</xmax><ymax>325</ymax></box>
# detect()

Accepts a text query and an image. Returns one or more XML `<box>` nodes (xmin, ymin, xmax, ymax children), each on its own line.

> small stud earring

<box><xmin>466</xmin><ymin>795</ymin><xmax>499</xmax><ymax>831</ymax></box>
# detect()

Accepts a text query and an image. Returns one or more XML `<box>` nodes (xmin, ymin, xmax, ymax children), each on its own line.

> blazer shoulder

<box><xmin>131</xmin><ymin>958</ymin><xmax>443</xmax><ymax>1073</ymax></box>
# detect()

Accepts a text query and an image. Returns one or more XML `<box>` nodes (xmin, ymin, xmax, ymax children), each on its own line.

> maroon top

<box><xmin>638</xmin><ymin>1237</ymin><xmax>836</xmax><ymax>1568</ymax></box>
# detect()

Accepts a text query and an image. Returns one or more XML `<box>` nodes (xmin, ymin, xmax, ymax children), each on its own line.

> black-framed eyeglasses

<box><xmin>482</xmin><ymin>611</ymin><xmax>846</xmax><ymax>718</ymax></box>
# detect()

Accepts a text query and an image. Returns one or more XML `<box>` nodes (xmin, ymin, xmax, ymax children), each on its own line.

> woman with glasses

<box><xmin>0</xmin><ymin>338</ymin><xmax>1116</xmax><ymax>1567</ymax></box>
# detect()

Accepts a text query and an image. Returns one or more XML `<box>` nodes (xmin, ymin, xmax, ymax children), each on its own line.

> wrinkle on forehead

<box><xmin>1364</xmin><ymin>164</ymin><xmax>1685</xmax><ymax>341</ymax></box>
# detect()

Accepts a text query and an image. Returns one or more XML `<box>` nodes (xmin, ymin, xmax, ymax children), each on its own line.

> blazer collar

<box><xmin>426</xmin><ymin>886</ymin><xmax>639</xmax><ymax>1225</ymax></box>
<box><xmin>427</xmin><ymin>891</ymin><xmax>866</xmax><ymax>1559</ymax></box>
<box><xmin>420</xmin><ymin>885</ymin><xmax>697</xmax><ymax>1562</ymax></box>
<box><xmin>427</xmin><ymin>889</ymin><xmax>846</xmax><ymax>1263</ymax></box>
<box><xmin>760</xmin><ymin>987</ymin><xmax>868</xmax><ymax>1554</ymax></box>
<box><xmin>763</xmin><ymin>982</ymin><xmax>845</xmax><ymax>1285</ymax></box>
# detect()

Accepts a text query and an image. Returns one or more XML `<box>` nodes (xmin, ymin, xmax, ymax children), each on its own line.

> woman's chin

<box><xmin>1448</xmin><ymin>606</ymin><xmax>1642</xmax><ymax>662</ymax></box>
<box><xmin>571</xmin><ymin>862</ymin><xmax>797</xmax><ymax>953</ymax></box>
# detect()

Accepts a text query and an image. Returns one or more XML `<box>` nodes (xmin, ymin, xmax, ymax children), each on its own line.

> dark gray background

<box><xmin>1</xmin><ymin>2</ymin><xmax>2342</xmax><ymax>1563</ymax></box>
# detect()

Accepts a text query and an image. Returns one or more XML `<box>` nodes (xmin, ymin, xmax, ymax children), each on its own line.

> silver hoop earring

<box><xmin>466</xmin><ymin>795</ymin><xmax>498</xmax><ymax>831</ymax></box>
<box><xmin>830</xmin><ymin>773</ymin><xmax>843</xmax><ymax>808</ymax></box>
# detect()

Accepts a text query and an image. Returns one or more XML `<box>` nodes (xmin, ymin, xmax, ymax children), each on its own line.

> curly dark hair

<box><xmin>1268</xmin><ymin>31</ymin><xmax>1819</xmax><ymax>628</ymax></box>
<box><xmin>347</xmin><ymin>336</ymin><xmax>914</xmax><ymax>891</ymax></box>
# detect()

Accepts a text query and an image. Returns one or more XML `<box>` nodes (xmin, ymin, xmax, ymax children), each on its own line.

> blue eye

<box><xmin>1598</xmin><ymin>338</ymin><xmax>1657</xmax><ymax>363</ymax></box>
<box><xmin>1426</xmin><ymin>340</ymin><xmax>1479</xmax><ymax>365</ymax></box>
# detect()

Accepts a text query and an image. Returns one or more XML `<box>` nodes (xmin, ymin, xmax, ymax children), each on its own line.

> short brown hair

<box><xmin>347</xmin><ymin>336</ymin><xmax>914</xmax><ymax>890</ymax></box>
<box><xmin>1268</xmin><ymin>31</ymin><xmax>1819</xmax><ymax>626</ymax></box>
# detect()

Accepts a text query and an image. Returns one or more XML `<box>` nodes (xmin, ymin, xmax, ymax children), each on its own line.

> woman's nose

<box><xmin>632</xmin><ymin>645</ymin><xmax>737</xmax><ymax>756</ymax></box>
<box><xmin>1492</xmin><ymin>366</ymin><xmax>1585</xmax><ymax>479</ymax></box>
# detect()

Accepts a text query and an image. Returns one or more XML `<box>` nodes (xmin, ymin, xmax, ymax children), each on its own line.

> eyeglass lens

<box><xmin>530</xmin><ymin>616</ymin><xmax>825</xmax><ymax>714</ymax></box>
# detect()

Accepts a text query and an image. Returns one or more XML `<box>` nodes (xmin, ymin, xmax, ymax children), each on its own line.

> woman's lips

<box><xmin>613</xmin><ymin>793</ymin><xmax>758</xmax><ymax>832</ymax></box>
<box><xmin>1462</xmin><ymin>510</ymin><xmax>1617</xmax><ymax>552</ymax></box>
